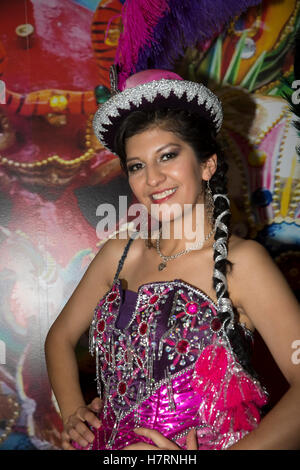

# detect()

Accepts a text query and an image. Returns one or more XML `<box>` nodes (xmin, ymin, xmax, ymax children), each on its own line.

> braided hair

<box><xmin>114</xmin><ymin>108</ymin><xmax>256</xmax><ymax>376</ymax></box>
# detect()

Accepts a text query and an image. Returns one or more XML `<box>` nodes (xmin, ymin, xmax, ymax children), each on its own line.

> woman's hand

<box><xmin>123</xmin><ymin>427</ymin><xmax>198</xmax><ymax>450</ymax></box>
<box><xmin>61</xmin><ymin>397</ymin><xmax>102</xmax><ymax>450</ymax></box>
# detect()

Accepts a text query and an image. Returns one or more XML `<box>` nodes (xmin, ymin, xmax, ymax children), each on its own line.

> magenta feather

<box><xmin>115</xmin><ymin>0</ymin><xmax>263</xmax><ymax>89</ymax></box>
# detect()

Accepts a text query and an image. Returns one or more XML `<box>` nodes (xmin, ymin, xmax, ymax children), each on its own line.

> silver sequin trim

<box><xmin>93</xmin><ymin>79</ymin><xmax>223</xmax><ymax>154</ymax></box>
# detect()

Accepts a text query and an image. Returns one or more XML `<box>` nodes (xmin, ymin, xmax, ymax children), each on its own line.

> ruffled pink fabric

<box><xmin>191</xmin><ymin>341</ymin><xmax>268</xmax><ymax>437</ymax></box>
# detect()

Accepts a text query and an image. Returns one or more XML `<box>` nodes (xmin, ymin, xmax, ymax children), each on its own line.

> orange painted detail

<box><xmin>222</xmin><ymin>0</ymin><xmax>297</xmax><ymax>83</ymax></box>
<box><xmin>4</xmin><ymin>89</ymin><xmax>97</xmax><ymax>116</ymax></box>
<box><xmin>91</xmin><ymin>0</ymin><xmax>122</xmax><ymax>89</ymax></box>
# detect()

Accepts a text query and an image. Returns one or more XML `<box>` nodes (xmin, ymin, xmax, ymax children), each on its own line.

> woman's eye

<box><xmin>127</xmin><ymin>152</ymin><xmax>177</xmax><ymax>173</ymax></box>
<box><xmin>127</xmin><ymin>163</ymin><xmax>143</xmax><ymax>173</ymax></box>
<box><xmin>161</xmin><ymin>152</ymin><xmax>177</xmax><ymax>161</ymax></box>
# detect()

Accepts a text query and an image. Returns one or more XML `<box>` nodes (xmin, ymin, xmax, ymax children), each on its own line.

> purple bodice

<box><xmin>84</xmin><ymin>277</ymin><xmax>267</xmax><ymax>450</ymax></box>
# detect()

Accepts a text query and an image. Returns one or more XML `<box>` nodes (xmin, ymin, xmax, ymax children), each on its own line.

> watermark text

<box><xmin>0</xmin><ymin>80</ymin><xmax>5</xmax><ymax>104</ymax></box>
<box><xmin>291</xmin><ymin>339</ymin><xmax>300</xmax><ymax>365</ymax></box>
<box><xmin>291</xmin><ymin>80</ymin><xmax>300</xmax><ymax>105</ymax></box>
<box><xmin>95</xmin><ymin>197</ymin><xmax>206</xmax><ymax>248</ymax></box>
<box><xmin>0</xmin><ymin>339</ymin><xmax>6</xmax><ymax>364</ymax></box>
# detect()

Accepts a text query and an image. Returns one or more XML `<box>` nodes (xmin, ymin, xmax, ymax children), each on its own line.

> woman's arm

<box><xmin>44</xmin><ymin>235</ymin><xmax>128</xmax><ymax>446</ymax></box>
<box><xmin>227</xmin><ymin>239</ymin><xmax>300</xmax><ymax>450</ymax></box>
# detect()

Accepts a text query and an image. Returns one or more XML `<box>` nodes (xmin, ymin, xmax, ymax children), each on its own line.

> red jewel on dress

<box><xmin>149</xmin><ymin>294</ymin><xmax>159</xmax><ymax>304</ymax></box>
<box><xmin>211</xmin><ymin>317</ymin><xmax>222</xmax><ymax>331</ymax></box>
<box><xmin>176</xmin><ymin>339</ymin><xmax>190</xmax><ymax>354</ymax></box>
<box><xmin>107</xmin><ymin>292</ymin><xmax>118</xmax><ymax>302</ymax></box>
<box><xmin>138</xmin><ymin>322</ymin><xmax>148</xmax><ymax>336</ymax></box>
<box><xmin>97</xmin><ymin>319</ymin><xmax>106</xmax><ymax>333</ymax></box>
<box><xmin>118</xmin><ymin>381</ymin><xmax>127</xmax><ymax>395</ymax></box>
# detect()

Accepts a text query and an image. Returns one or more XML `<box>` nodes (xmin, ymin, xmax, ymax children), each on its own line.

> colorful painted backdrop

<box><xmin>0</xmin><ymin>0</ymin><xmax>299</xmax><ymax>450</ymax></box>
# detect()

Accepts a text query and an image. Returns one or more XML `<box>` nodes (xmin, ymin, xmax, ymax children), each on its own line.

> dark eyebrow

<box><xmin>126</xmin><ymin>143</ymin><xmax>181</xmax><ymax>163</ymax></box>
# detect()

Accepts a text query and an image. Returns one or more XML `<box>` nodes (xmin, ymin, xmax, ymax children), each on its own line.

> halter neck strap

<box><xmin>112</xmin><ymin>234</ymin><xmax>136</xmax><ymax>284</ymax></box>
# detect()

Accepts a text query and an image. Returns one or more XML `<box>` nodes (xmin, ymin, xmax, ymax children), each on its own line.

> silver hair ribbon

<box><xmin>213</xmin><ymin>236</ymin><xmax>228</xmax><ymax>262</ymax></box>
<box><xmin>213</xmin><ymin>267</ymin><xmax>227</xmax><ymax>297</ymax></box>
<box><xmin>212</xmin><ymin>194</ymin><xmax>235</xmax><ymax>322</ymax></box>
<box><xmin>213</xmin><ymin>193</ymin><xmax>230</xmax><ymax>205</ymax></box>
<box><xmin>218</xmin><ymin>298</ymin><xmax>233</xmax><ymax>313</ymax></box>
<box><xmin>213</xmin><ymin>211</ymin><xmax>230</xmax><ymax>235</ymax></box>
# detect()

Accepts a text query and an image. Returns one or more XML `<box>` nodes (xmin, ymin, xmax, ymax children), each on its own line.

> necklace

<box><xmin>156</xmin><ymin>226</ymin><xmax>215</xmax><ymax>271</ymax></box>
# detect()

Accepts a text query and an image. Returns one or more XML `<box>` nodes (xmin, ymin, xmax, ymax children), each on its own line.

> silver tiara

<box><xmin>93</xmin><ymin>78</ymin><xmax>223</xmax><ymax>155</ymax></box>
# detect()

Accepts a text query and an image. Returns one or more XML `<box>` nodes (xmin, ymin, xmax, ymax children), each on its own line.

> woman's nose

<box><xmin>145</xmin><ymin>164</ymin><xmax>166</xmax><ymax>186</ymax></box>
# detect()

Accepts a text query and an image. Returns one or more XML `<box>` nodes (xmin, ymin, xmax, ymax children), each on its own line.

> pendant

<box><xmin>158</xmin><ymin>262</ymin><xmax>167</xmax><ymax>271</ymax></box>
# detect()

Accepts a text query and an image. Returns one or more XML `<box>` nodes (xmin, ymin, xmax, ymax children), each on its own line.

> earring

<box><xmin>205</xmin><ymin>180</ymin><xmax>215</xmax><ymax>227</ymax></box>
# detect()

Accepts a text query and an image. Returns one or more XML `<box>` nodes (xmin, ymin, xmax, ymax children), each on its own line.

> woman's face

<box><xmin>125</xmin><ymin>126</ymin><xmax>215</xmax><ymax>223</ymax></box>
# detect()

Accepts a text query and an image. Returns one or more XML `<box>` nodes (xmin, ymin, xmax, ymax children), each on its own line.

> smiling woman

<box><xmin>45</xmin><ymin>68</ymin><xmax>300</xmax><ymax>451</ymax></box>
<box><xmin>116</xmin><ymin>111</ymin><xmax>218</xmax><ymax>237</ymax></box>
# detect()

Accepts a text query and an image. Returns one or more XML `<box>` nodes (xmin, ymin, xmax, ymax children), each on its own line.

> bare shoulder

<box><xmin>228</xmin><ymin>233</ymin><xmax>299</xmax><ymax>317</ymax></box>
<box><xmin>228</xmin><ymin>234</ymin><xmax>297</xmax><ymax>303</ymax></box>
<box><xmin>227</xmin><ymin>234</ymin><xmax>277</xmax><ymax>299</ymax></box>
<box><xmin>225</xmin><ymin>235</ymin><xmax>271</xmax><ymax>328</ymax></box>
<box><xmin>228</xmin><ymin>234</ymin><xmax>269</xmax><ymax>264</ymax></box>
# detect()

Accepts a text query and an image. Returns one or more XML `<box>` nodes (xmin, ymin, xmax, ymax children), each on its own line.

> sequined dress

<box><xmin>77</xmin><ymin>237</ymin><xmax>268</xmax><ymax>450</ymax></box>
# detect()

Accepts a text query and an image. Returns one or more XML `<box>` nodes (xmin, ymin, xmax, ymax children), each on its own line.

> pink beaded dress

<box><xmin>75</xmin><ymin>236</ymin><xmax>268</xmax><ymax>450</ymax></box>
